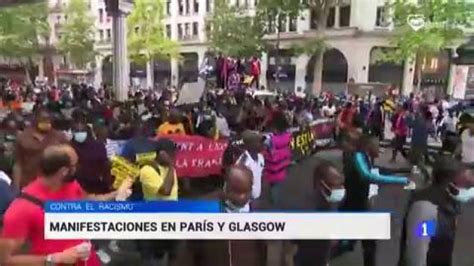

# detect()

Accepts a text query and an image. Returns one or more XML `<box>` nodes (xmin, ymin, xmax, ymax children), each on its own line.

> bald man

<box><xmin>1</xmin><ymin>144</ymin><xmax>132</xmax><ymax>266</ymax></box>
<box><xmin>224</xmin><ymin>164</ymin><xmax>253</xmax><ymax>212</ymax></box>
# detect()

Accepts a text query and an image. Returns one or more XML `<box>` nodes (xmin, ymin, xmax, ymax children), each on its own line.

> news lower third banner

<box><xmin>44</xmin><ymin>201</ymin><xmax>391</xmax><ymax>240</ymax></box>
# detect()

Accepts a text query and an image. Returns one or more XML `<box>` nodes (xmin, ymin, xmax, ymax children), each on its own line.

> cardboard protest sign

<box><xmin>111</xmin><ymin>156</ymin><xmax>140</xmax><ymax>189</ymax></box>
<box><xmin>175</xmin><ymin>79</ymin><xmax>206</xmax><ymax>105</ymax></box>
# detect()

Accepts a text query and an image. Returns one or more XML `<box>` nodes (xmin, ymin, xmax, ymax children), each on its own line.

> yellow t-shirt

<box><xmin>157</xmin><ymin>122</ymin><xmax>186</xmax><ymax>135</ymax></box>
<box><xmin>139</xmin><ymin>165</ymin><xmax>178</xmax><ymax>201</ymax></box>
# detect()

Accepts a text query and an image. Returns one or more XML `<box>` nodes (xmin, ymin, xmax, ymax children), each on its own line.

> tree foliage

<box><xmin>207</xmin><ymin>0</ymin><xmax>266</xmax><ymax>58</ymax></box>
<box><xmin>127</xmin><ymin>0</ymin><xmax>180</xmax><ymax>65</ymax></box>
<box><xmin>374</xmin><ymin>0</ymin><xmax>474</xmax><ymax>65</ymax></box>
<box><xmin>0</xmin><ymin>3</ymin><xmax>49</xmax><ymax>65</ymax></box>
<box><xmin>58</xmin><ymin>0</ymin><xmax>96</xmax><ymax>69</ymax></box>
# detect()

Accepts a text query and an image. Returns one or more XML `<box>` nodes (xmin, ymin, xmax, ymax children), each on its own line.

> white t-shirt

<box><xmin>462</xmin><ymin>129</ymin><xmax>474</xmax><ymax>163</ymax></box>
<box><xmin>444</xmin><ymin>116</ymin><xmax>458</xmax><ymax>133</ymax></box>
<box><xmin>322</xmin><ymin>105</ymin><xmax>336</xmax><ymax>117</ymax></box>
<box><xmin>236</xmin><ymin>151</ymin><xmax>264</xmax><ymax>200</ymax></box>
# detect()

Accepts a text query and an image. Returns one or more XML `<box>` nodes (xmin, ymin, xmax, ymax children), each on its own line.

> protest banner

<box><xmin>107</xmin><ymin>118</ymin><xmax>335</xmax><ymax>180</ymax></box>
<box><xmin>160</xmin><ymin>134</ymin><xmax>229</xmax><ymax>178</ymax></box>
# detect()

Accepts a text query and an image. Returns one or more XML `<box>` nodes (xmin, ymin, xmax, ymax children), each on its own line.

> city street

<box><xmin>105</xmin><ymin>147</ymin><xmax>474</xmax><ymax>266</ymax></box>
<box><xmin>271</xmin><ymin>148</ymin><xmax>474</xmax><ymax>266</ymax></box>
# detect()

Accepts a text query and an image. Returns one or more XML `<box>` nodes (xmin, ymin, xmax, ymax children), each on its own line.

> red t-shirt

<box><xmin>1</xmin><ymin>179</ymin><xmax>100</xmax><ymax>266</ymax></box>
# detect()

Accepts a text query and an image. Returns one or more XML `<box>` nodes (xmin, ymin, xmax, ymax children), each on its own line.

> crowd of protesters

<box><xmin>0</xmin><ymin>77</ymin><xmax>474</xmax><ymax>266</ymax></box>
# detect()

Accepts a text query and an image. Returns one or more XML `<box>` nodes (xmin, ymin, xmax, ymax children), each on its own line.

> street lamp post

<box><xmin>106</xmin><ymin>0</ymin><xmax>133</xmax><ymax>101</ymax></box>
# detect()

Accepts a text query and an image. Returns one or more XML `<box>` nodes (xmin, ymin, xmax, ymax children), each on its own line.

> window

<box><xmin>192</xmin><ymin>22</ymin><xmax>198</xmax><ymax>36</ymax></box>
<box><xmin>166</xmin><ymin>25</ymin><xmax>171</xmax><ymax>38</ymax></box>
<box><xmin>99</xmin><ymin>30</ymin><xmax>104</xmax><ymax>40</ymax></box>
<box><xmin>99</xmin><ymin>8</ymin><xmax>104</xmax><ymax>23</ymax></box>
<box><xmin>106</xmin><ymin>29</ymin><xmax>111</xmax><ymax>40</ymax></box>
<box><xmin>166</xmin><ymin>0</ymin><xmax>171</xmax><ymax>16</ymax></box>
<box><xmin>310</xmin><ymin>9</ymin><xmax>317</xmax><ymax>29</ymax></box>
<box><xmin>64</xmin><ymin>15</ymin><xmax>68</xmax><ymax>22</ymax></box>
<box><xmin>326</xmin><ymin>7</ymin><xmax>335</xmax><ymax>28</ymax></box>
<box><xmin>185</xmin><ymin>0</ymin><xmax>190</xmax><ymax>14</ymax></box>
<box><xmin>178</xmin><ymin>24</ymin><xmax>183</xmax><ymax>39</ymax></box>
<box><xmin>289</xmin><ymin>16</ymin><xmax>297</xmax><ymax>32</ymax></box>
<box><xmin>339</xmin><ymin>5</ymin><xmax>350</xmax><ymax>27</ymax></box>
<box><xmin>376</xmin><ymin>6</ymin><xmax>386</xmax><ymax>27</ymax></box>
<box><xmin>194</xmin><ymin>0</ymin><xmax>199</xmax><ymax>13</ymax></box>
<box><xmin>179</xmin><ymin>0</ymin><xmax>184</xmax><ymax>15</ymax></box>
<box><xmin>56</xmin><ymin>15</ymin><xmax>61</xmax><ymax>23</ymax></box>
<box><xmin>278</xmin><ymin>15</ymin><xmax>286</xmax><ymax>32</ymax></box>
<box><xmin>236</xmin><ymin>0</ymin><xmax>240</xmax><ymax>7</ymax></box>
<box><xmin>206</xmin><ymin>0</ymin><xmax>211</xmax><ymax>12</ymax></box>
<box><xmin>244</xmin><ymin>0</ymin><xmax>249</xmax><ymax>8</ymax></box>
<box><xmin>267</xmin><ymin>14</ymin><xmax>275</xmax><ymax>33</ymax></box>
<box><xmin>185</xmin><ymin>23</ymin><xmax>190</xmax><ymax>37</ymax></box>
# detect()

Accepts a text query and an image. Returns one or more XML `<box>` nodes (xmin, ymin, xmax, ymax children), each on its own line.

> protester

<box><xmin>342</xmin><ymin>135</ymin><xmax>409</xmax><ymax>266</ymax></box>
<box><xmin>399</xmin><ymin>156</ymin><xmax>474</xmax><ymax>266</ymax></box>
<box><xmin>139</xmin><ymin>138</ymin><xmax>178</xmax><ymax>201</ymax></box>
<box><xmin>293</xmin><ymin>160</ymin><xmax>345</xmax><ymax>266</ymax></box>
<box><xmin>1</xmin><ymin>144</ymin><xmax>132</xmax><ymax>265</ymax></box>
<box><xmin>263</xmin><ymin>111</ymin><xmax>292</xmax><ymax>206</ymax></box>
<box><xmin>157</xmin><ymin>109</ymin><xmax>186</xmax><ymax>135</ymax></box>
<box><xmin>13</xmin><ymin>109</ymin><xmax>68</xmax><ymax>188</ymax></box>
<box><xmin>179</xmin><ymin>164</ymin><xmax>265</xmax><ymax>266</ymax></box>
<box><xmin>408</xmin><ymin>105</ymin><xmax>432</xmax><ymax>180</ymax></box>
<box><xmin>458</xmin><ymin>117</ymin><xmax>474</xmax><ymax>167</ymax></box>
<box><xmin>71</xmin><ymin>120</ymin><xmax>112</xmax><ymax>194</ymax></box>
<box><xmin>235</xmin><ymin>130</ymin><xmax>265</xmax><ymax>202</ymax></box>
<box><xmin>391</xmin><ymin>104</ymin><xmax>409</xmax><ymax>162</ymax></box>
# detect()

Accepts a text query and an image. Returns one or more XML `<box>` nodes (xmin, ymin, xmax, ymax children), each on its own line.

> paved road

<box><xmin>106</xmin><ymin>147</ymin><xmax>474</xmax><ymax>266</ymax></box>
<box><xmin>273</xmin><ymin>148</ymin><xmax>474</xmax><ymax>266</ymax></box>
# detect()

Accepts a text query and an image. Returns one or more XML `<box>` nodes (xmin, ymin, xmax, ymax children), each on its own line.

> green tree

<box><xmin>291</xmin><ymin>0</ymin><xmax>342</xmax><ymax>95</ymax></box>
<box><xmin>0</xmin><ymin>3</ymin><xmax>49</xmax><ymax>83</ymax></box>
<box><xmin>127</xmin><ymin>0</ymin><xmax>179</xmax><ymax>72</ymax></box>
<box><xmin>374</xmin><ymin>0</ymin><xmax>473</xmax><ymax>92</ymax></box>
<box><xmin>207</xmin><ymin>0</ymin><xmax>266</xmax><ymax>58</ymax></box>
<box><xmin>58</xmin><ymin>0</ymin><xmax>96</xmax><ymax>69</ymax></box>
<box><xmin>257</xmin><ymin>0</ymin><xmax>301</xmax><ymax>84</ymax></box>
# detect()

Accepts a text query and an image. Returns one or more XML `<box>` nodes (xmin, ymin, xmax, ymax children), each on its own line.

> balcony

<box><xmin>178</xmin><ymin>35</ymin><xmax>200</xmax><ymax>43</ymax></box>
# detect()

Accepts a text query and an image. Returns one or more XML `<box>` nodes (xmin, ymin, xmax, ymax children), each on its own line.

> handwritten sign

<box><xmin>111</xmin><ymin>156</ymin><xmax>140</xmax><ymax>189</ymax></box>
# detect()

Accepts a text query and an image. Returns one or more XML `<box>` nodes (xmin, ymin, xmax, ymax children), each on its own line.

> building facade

<box><xmin>42</xmin><ymin>0</ymin><xmax>470</xmax><ymax>95</ymax></box>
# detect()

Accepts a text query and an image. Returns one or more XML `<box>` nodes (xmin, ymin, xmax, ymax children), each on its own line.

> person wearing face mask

<box><xmin>398</xmin><ymin>156</ymin><xmax>474</xmax><ymax>266</ymax></box>
<box><xmin>13</xmin><ymin>109</ymin><xmax>68</xmax><ymax>188</ymax></box>
<box><xmin>292</xmin><ymin>160</ymin><xmax>345</xmax><ymax>266</ymax></box>
<box><xmin>71</xmin><ymin>121</ymin><xmax>111</xmax><ymax>194</ymax></box>
<box><xmin>342</xmin><ymin>135</ymin><xmax>410</xmax><ymax>266</ymax></box>
<box><xmin>178</xmin><ymin>165</ymin><xmax>265</xmax><ymax>266</ymax></box>
<box><xmin>1</xmin><ymin>144</ymin><xmax>132</xmax><ymax>266</ymax></box>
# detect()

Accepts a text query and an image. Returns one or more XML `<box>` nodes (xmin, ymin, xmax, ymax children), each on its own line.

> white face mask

<box><xmin>223</xmin><ymin>183</ymin><xmax>250</xmax><ymax>213</ymax></box>
<box><xmin>451</xmin><ymin>186</ymin><xmax>474</xmax><ymax>203</ymax></box>
<box><xmin>73</xmin><ymin>132</ymin><xmax>88</xmax><ymax>143</ymax></box>
<box><xmin>323</xmin><ymin>188</ymin><xmax>346</xmax><ymax>203</ymax></box>
<box><xmin>321</xmin><ymin>181</ymin><xmax>346</xmax><ymax>203</ymax></box>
